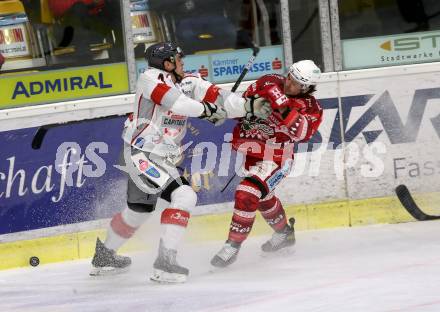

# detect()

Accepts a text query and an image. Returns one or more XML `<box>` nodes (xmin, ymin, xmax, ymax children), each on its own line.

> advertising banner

<box><xmin>0</xmin><ymin>91</ymin><xmax>337</xmax><ymax>235</ymax></box>
<box><xmin>135</xmin><ymin>45</ymin><xmax>285</xmax><ymax>83</ymax></box>
<box><xmin>130</xmin><ymin>0</ymin><xmax>157</xmax><ymax>44</ymax></box>
<box><xmin>0</xmin><ymin>118</ymin><xmax>127</xmax><ymax>235</ymax></box>
<box><xmin>0</xmin><ymin>63</ymin><xmax>129</xmax><ymax>108</ymax></box>
<box><xmin>342</xmin><ymin>30</ymin><xmax>440</xmax><ymax>69</ymax></box>
<box><xmin>338</xmin><ymin>70</ymin><xmax>440</xmax><ymax>199</ymax></box>
<box><xmin>2</xmin><ymin>67</ymin><xmax>440</xmax><ymax>237</ymax></box>
<box><xmin>0</xmin><ymin>13</ymin><xmax>31</xmax><ymax>58</ymax></box>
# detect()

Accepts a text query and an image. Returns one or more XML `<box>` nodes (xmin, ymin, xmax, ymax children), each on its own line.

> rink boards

<box><xmin>1</xmin><ymin>62</ymin><xmax>440</xmax><ymax>269</ymax></box>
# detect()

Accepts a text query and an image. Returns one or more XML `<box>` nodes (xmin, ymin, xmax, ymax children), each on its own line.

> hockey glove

<box><xmin>244</xmin><ymin>96</ymin><xmax>272</xmax><ymax>119</ymax></box>
<box><xmin>200</xmin><ymin>102</ymin><xmax>227</xmax><ymax>126</ymax></box>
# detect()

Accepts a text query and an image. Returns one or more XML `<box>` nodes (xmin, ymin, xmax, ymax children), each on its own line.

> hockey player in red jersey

<box><xmin>89</xmin><ymin>42</ymin><xmax>270</xmax><ymax>282</ymax></box>
<box><xmin>211</xmin><ymin>60</ymin><xmax>323</xmax><ymax>267</ymax></box>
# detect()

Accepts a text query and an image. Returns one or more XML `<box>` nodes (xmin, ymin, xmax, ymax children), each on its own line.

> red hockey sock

<box><xmin>110</xmin><ymin>212</ymin><xmax>138</xmax><ymax>239</ymax></box>
<box><xmin>160</xmin><ymin>208</ymin><xmax>190</xmax><ymax>250</ymax></box>
<box><xmin>161</xmin><ymin>208</ymin><xmax>190</xmax><ymax>227</ymax></box>
<box><xmin>258</xmin><ymin>194</ymin><xmax>287</xmax><ymax>232</ymax></box>
<box><xmin>228</xmin><ymin>180</ymin><xmax>261</xmax><ymax>243</ymax></box>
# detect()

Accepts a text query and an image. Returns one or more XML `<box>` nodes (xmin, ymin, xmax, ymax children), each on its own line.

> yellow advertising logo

<box><xmin>0</xmin><ymin>63</ymin><xmax>129</xmax><ymax>108</ymax></box>
<box><xmin>380</xmin><ymin>40</ymin><xmax>391</xmax><ymax>51</ymax></box>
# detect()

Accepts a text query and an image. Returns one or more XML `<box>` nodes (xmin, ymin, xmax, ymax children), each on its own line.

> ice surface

<box><xmin>1</xmin><ymin>221</ymin><xmax>439</xmax><ymax>312</ymax></box>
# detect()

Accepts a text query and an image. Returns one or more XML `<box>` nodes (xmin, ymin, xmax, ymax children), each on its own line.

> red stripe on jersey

<box><xmin>203</xmin><ymin>85</ymin><xmax>220</xmax><ymax>103</ymax></box>
<box><xmin>150</xmin><ymin>83</ymin><xmax>171</xmax><ymax>105</ymax></box>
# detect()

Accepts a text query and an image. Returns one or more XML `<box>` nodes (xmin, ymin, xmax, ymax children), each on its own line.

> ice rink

<box><xmin>1</xmin><ymin>220</ymin><xmax>439</xmax><ymax>312</ymax></box>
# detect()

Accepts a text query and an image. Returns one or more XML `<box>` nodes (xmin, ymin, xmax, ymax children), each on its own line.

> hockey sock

<box><xmin>258</xmin><ymin>194</ymin><xmax>287</xmax><ymax>232</ymax></box>
<box><xmin>104</xmin><ymin>207</ymin><xmax>151</xmax><ymax>251</ymax></box>
<box><xmin>228</xmin><ymin>180</ymin><xmax>261</xmax><ymax>243</ymax></box>
<box><xmin>160</xmin><ymin>208</ymin><xmax>190</xmax><ymax>250</ymax></box>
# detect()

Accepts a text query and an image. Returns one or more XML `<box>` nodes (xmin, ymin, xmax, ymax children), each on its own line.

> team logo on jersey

<box><xmin>241</xmin><ymin>119</ymin><xmax>274</xmax><ymax>140</ymax></box>
<box><xmin>268</xmin><ymin>85</ymin><xmax>289</xmax><ymax>107</ymax></box>
<box><xmin>163</xmin><ymin>117</ymin><xmax>186</xmax><ymax>127</ymax></box>
<box><xmin>162</xmin><ymin>113</ymin><xmax>187</xmax><ymax>132</ymax></box>
<box><xmin>138</xmin><ymin>159</ymin><xmax>149</xmax><ymax>171</ymax></box>
<box><xmin>138</xmin><ymin>159</ymin><xmax>161</xmax><ymax>178</ymax></box>
<box><xmin>134</xmin><ymin>137</ymin><xmax>145</xmax><ymax>148</ymax></box>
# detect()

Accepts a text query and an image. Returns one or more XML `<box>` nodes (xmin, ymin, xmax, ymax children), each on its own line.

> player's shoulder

<box><xmin>300</xmin><ymin>94</ymin><xmax>318</xmax><ymax>105</ymax></box>
<box><xmin>258</xmin><ymin>73</ymin><xmax>285</xmax><ymax>82</ymax></box>
<box><xmin>309</xmin><ymin>95</ymin><xmax>321</xmax><ymax>108</ymax></box>
<box><xmin>182</xmin><ymin>72</ymin><xmax>204</xmax><ymax>82</ymax></box>
<box><xmin>302</xmin><ymin>94</ymin><xmax>322</xmax><ymax>113</ymax></box>
<box><xmin>305</xmin><ymin>94</ymin><xmax>317</xmax><ymax>101</ymax></box>
<box><xmin>256</xmin><ymin>74</ymin><xmax>285</xmax><ymax>88</ymax></box>
<box><xmin>180</xmin><ymin>73</ymin><xmax>203</xmax><ymax>85</ymax></box>
<box><xmin>141</xmin><ymin>68</ymin><xmax>161</xmax><ymax>79</ymax></box>
<box><xmin>183</xmin><ymin>72</ymin><xmax>201</xmax><ymax>79</ymax></box>
<box><xmin>141</xmin><ymin>68</ymin><xmax>171</xmax><ymax>82</ymax></box>
<box><xmin>181</xmin><ymin>72</ymin><xmax>214</xmax><ymax>90</ymax></box>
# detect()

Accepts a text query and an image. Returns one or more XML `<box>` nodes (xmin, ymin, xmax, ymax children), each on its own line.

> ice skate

<box><xmin>261</xmin><ymin>218</ymin><xmax>296</xmax><ymax>252</ymax></box>
<box><xmin>150</xmin><ymin>239</ymin><xmax>189</xmax><ymax>283</ymax></box>
<box><xmin>90</xmin><ymin>238</ymin><xmax>131</xmax><ymax>276</ymax></box>
<box><xmin>210</xmin><ymin>240</ymin><xmax>242</xmax><ymax>268</ymax></box>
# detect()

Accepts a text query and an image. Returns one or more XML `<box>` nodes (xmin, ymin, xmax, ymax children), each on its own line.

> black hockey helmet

<box><xmin>145</xmin><ymin>42</ymin><xmax>184</xmax><ymax>71</ymax></box>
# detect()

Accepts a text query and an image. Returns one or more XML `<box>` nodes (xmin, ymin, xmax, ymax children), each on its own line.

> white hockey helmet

<box><xmin>288</xmin><ymin>60</ymin><xmax>321</xmax><ymax>88</ymax></box>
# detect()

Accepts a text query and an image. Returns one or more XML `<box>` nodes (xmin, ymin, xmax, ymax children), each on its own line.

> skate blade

<box><xmin>260</xmin><ymin>246</ymin><xmax>296</xmax><ymax>258</ymax></box>
<box><xmin>210</xmin><ymin>260</ymin><xmax>234</xmax><ymax>270</ymax></box>
<box><xmin>150</xmin><ymin>269</ymin><xmax>187</xmax><ymax>284</ymax></box>
<box><xmin>89</xmin><ymin>266</ymin><xmax>130</xmax><ymax>276</ymax></box>
<box><xmin>208</xmin><ymin>265</ymin><xmax>231</xmax><ymax>274</ymax></box>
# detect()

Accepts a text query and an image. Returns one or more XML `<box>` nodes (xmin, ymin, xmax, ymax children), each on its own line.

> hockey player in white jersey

<box><xmin>90</xmin><ymin>42</ymin><xmax>270</xmax><ymax>283</ymax></box>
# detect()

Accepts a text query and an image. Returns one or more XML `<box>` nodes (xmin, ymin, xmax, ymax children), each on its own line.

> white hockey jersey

<box><xmin>124</xmin><ymin>68</ymin><xmax>246</xmax><ymax>158</ymax></box>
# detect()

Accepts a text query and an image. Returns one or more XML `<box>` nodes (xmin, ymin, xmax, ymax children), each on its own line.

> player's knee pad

<box><xmin>160</xmin><ymin>177</ymin><xmax>190</xmax><ymax>202</ymax></box>
<box><xmin>127</xmin><ymin>201</ymin><xmax>155</xmax><ymax>213</ymax></box>
<box><xmin>170</xmin><ymin>184</ymin><xmax>197</xmax><ymax>213</ymax></box>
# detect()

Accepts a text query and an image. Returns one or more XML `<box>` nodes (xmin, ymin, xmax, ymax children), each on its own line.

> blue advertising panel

<box><xmin>210</xmin><ymin>45</ymin><xmax>284</xmax><ymax>83</ymax></box>
<box><xmin>0</xmin><ymin>118</ymin><xmax>239</xmax><ymax>235</ymax></box>
<box><xmin>0</xmin><ymin>98</ymin><xmax>337</xmax><ymax>235</ymax></box>
<box><xmin>135</xmin><ymin>45</ymin><xmax>284</xmax><ymax>83</ymax></box>
<box><xmin>180</xmin><ymin>55</ymin><xmax>211</xmax><ymax>79</ymax></box>
<box><xmin>0</xmin><ymin>118</ymin><xmax>127</xmax><ymax>235</ymax></box>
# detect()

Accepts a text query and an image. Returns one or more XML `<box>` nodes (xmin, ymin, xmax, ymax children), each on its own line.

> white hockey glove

<box><xmin>244</xmin><ymin>96</ymin><xmax>272</xmax><ymax>119</ymax></box>
<box><xmin>200</xmin><ymin>102</ymin><xmax>228</xmax><ymax>126</ymax></box>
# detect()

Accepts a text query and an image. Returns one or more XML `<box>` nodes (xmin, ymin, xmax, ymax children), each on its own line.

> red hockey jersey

<box><xmin>232</xmin><ymin>74</ymin><xmax>323</xmax><ymax>163</ymax></box>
